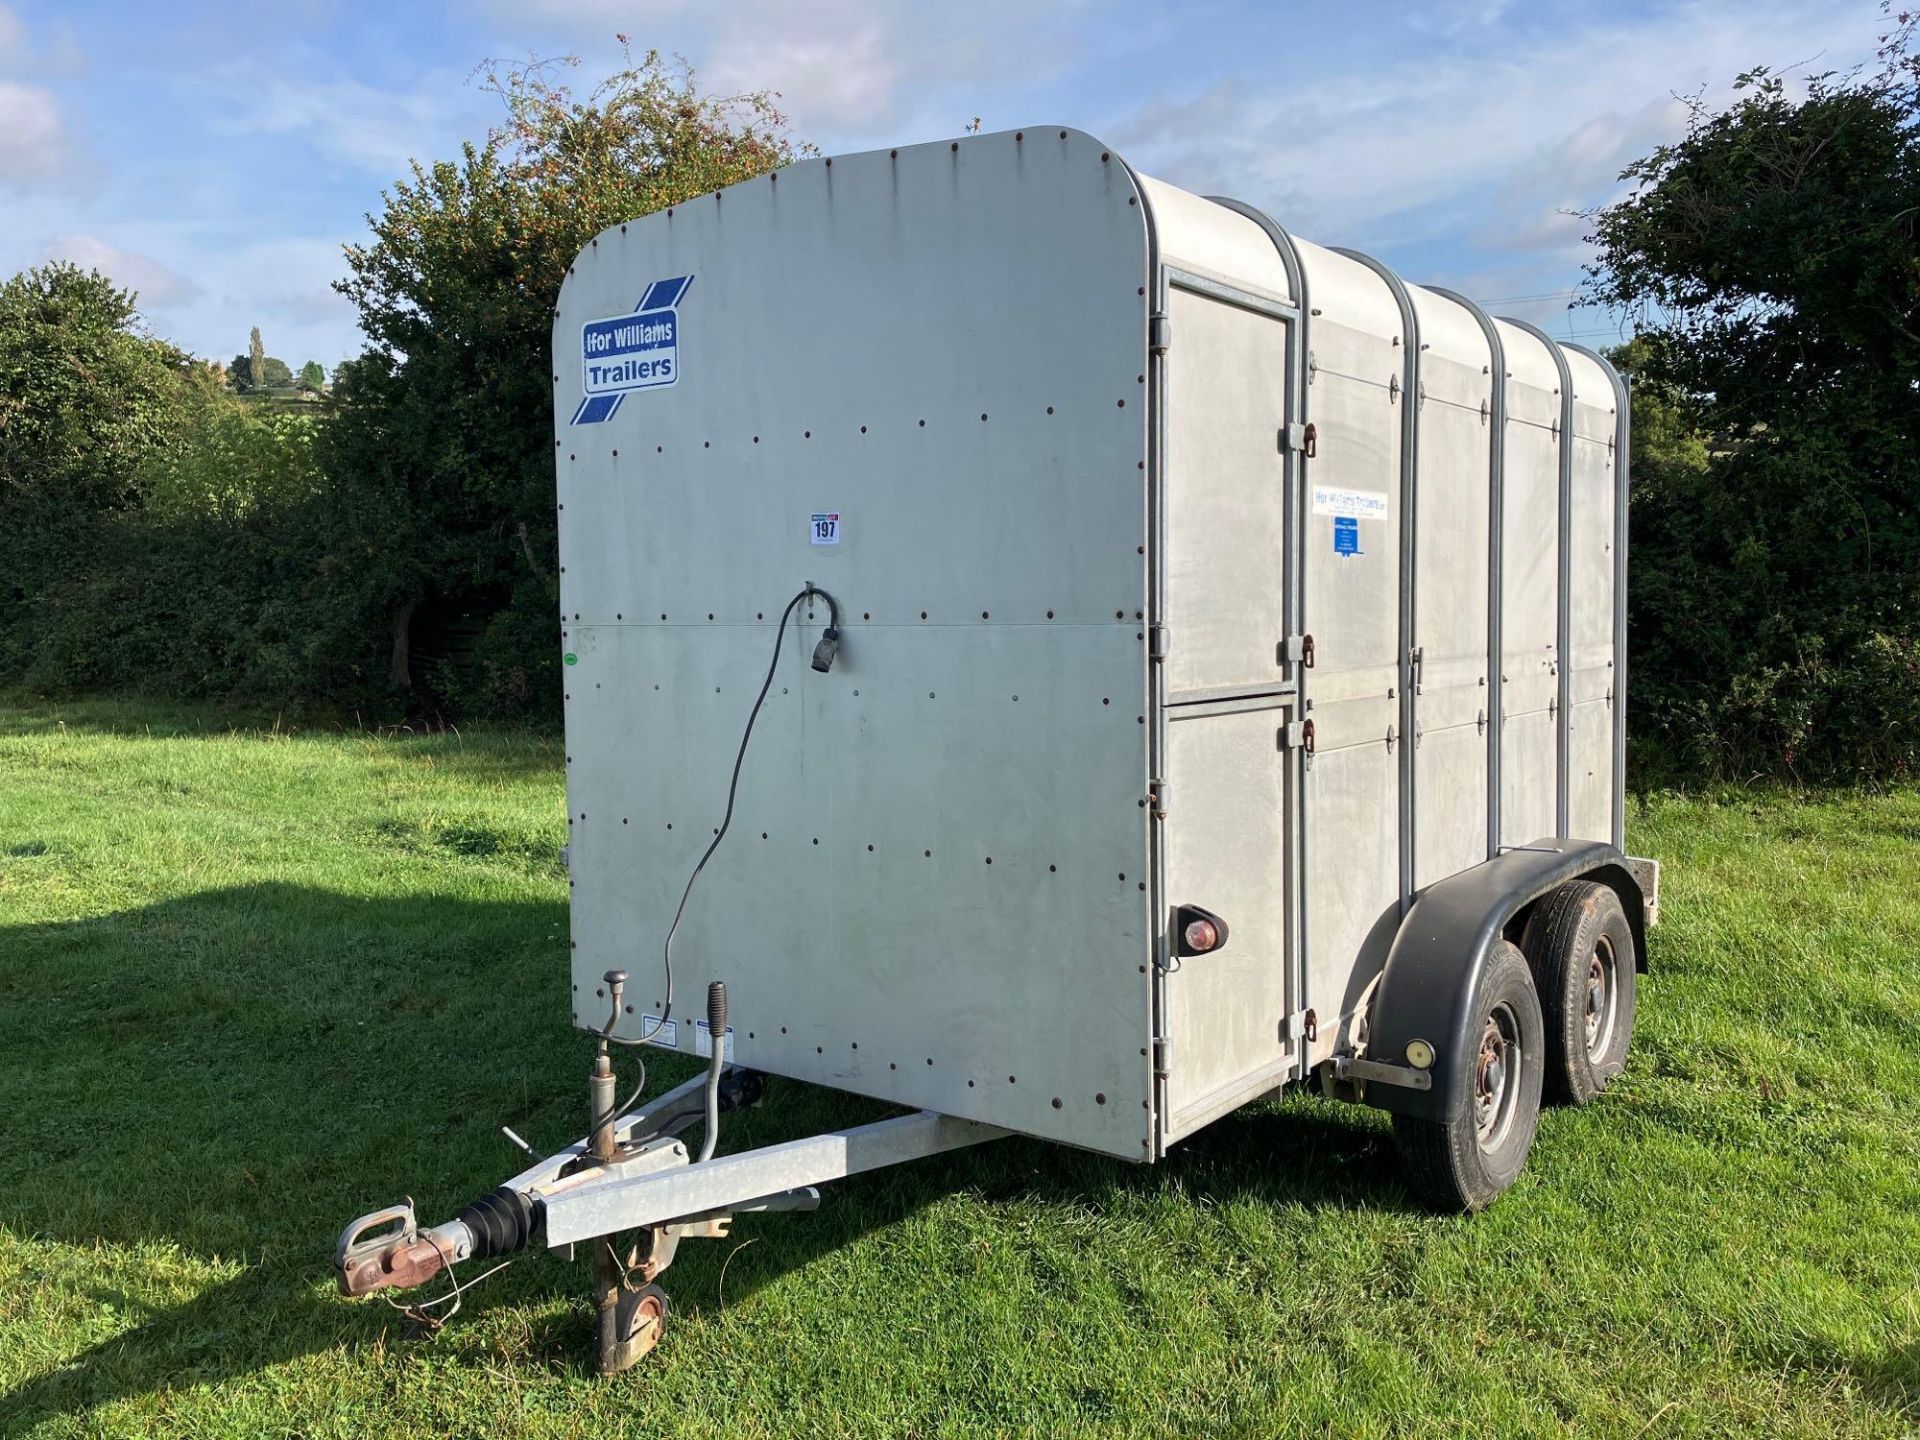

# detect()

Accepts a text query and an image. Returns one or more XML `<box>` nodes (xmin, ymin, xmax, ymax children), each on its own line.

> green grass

<box><xmin>2</xmin><ymin>697</ymin><xmax>1917</xmax><ymax>1438</ymax></box>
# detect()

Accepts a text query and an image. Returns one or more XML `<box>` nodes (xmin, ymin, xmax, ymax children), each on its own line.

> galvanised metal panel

<box><xmin>1567</xmin><ymin>395</ymin><xmax>1619</xmax><ymax>842</ymax></box>
<box><xmin>1161</xmin><ymin>283</ymin><xmax>1291</xmax><ymax>698</ymax></box>
<box><xmin>1566</xmin><ymin>347</ymin><xmax>1626</xmax><ymax>845</ymax></box>
<box><xmin>1163</xmin><ymin>699</ymin><xmax>1294</xmax><ymax>1136</ymax></box>
<box><xmin>1293</xmin><ymin>245</ymin><xmax>1403</xmax><ymax>1066</ymax></box>
<box><xmin>1567</xmin><ymin>345</ymin><xmax>1631</xmax><ymax>850</ymax></box>
<box><xmin>1493</xmin><ymin>322</ymin><xmax>1562</xmax><ymax>847</ymax></box>
<box><xmin>1137</xmin><ymin>176</ymin><xmax>1295</xmax><ymax>302</ymax></box>
<box><xmin>555</xmin><ymin>129</ymin><xmax>1155</xmax><ymax>1159</ymax></box>
<box><xmin>1156</xmin><ymin>276</ymin><xmax>1298</xmax><ymax>1139</ymax></box>
<box><xmin>1410</xmin><ymin>353</ymin><xmax>1493</xmax><ymax>888</ymax></box>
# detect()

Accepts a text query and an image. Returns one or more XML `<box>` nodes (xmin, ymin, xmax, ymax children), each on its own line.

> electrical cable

<box><xmin>597</xmin><ymin>584</ymin><xmax>841</xmax><ymax>1136</ymax></box>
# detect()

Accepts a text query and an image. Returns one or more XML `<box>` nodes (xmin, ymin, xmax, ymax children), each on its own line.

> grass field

<box><xmin>1</xmin><ymin>698</ymin><xmax>1917</xmax><ymax>1438</ymax></box>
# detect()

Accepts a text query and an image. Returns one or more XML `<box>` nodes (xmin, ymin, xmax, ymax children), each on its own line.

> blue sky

<box><xmin>0</xmin><ymin>0</ymin><xmax>1888</xmax><ymax>369</ymax></box>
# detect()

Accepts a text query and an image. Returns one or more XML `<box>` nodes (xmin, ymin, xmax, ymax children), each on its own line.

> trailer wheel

<box><xmin>1521</xmin><ymin>880</ymin><xmax>1636</xmax><ymax>1105</ymax></box>
<box><xmin>1392</xmin><ymin>940</ymin><xmax>1543</xmax><ymax>1212</ymax></box>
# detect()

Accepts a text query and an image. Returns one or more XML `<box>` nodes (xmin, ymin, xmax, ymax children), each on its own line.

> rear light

<box><xmin>1183</xmin><ymin>918</ymin><xmax>1219</xmax><ymax>953</ymax></box>
<box><xmin>1172</xmin><ymin>904</ymin><xmax>1230</xmax><ymax>958</ymax></box>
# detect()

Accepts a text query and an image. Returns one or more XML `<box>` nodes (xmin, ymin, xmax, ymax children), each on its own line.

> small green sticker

<box><xmin>563</xmin><ymin>652</ymin><xmax>578</xmax><ymax>666</ymax></box>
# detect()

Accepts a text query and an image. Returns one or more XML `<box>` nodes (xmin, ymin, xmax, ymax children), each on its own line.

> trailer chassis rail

<box><xmin>333</xmin><ymin>1062</ymin><xmax>1004</xmax><ymax>1372</ymax></box>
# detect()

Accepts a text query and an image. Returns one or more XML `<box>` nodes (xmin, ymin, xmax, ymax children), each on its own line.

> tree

<box><xmin>1584</xmin><ymin>14</ymin><xmax>1920</xmax><ymax>780</ymax></box>
<box><xmin>297</xmin><ymin>360</ymin><xmax>326</xmax><ymax>392</ymax></box>
<box><xmin>0</xmin><ymin>263</ymin><xmax>188</xmax><ymax>677</ymax></box>
<box><xmin>248</xmin><ymin>327</ymin><xmax>266</xmax><ymax>391</ymax></box>
<box><xmin>326</xmin><ymin>48</ymin><xmax>806</xmax><ymax>713</ymax></box>
<box><xmin>259</xmin><ymin>356</ymin><xmax>294</xmax><ymax>389</ymax></box>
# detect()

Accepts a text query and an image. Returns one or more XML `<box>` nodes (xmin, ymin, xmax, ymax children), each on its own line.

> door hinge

<box><xmin>1279</xmin><ymin>421</ymin><xmax>1308</xmax><ymax>454</ymax></box>
<box><xmin>1152</xmin><ymin>1035</ymin><xmax>1172</xmax><ymax>1078</ymax></box>
<box><xmin>1148</xmin><ymin>778</ymin><xmax>1169</xmax><ymax>820</ymax></box>
<box><xmin>1149</xmin><ymin>312</ymin><xmax>1171</xmax><ymax>355</ymax></box>
<box><xmin>1148</xmin><ymin>624</ymin><xmax>1170</xmax><ymax>661</ymax></box>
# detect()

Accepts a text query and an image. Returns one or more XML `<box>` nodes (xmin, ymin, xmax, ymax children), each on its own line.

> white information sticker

<box><xmin>635</xmin><ymin>1015</ymin><xmax>676</xmax><ymax>1047</ymax></box>
<box><xmin>809</xmin><ymin>512</ymin><xmax>842</xmax><ymax>546</ymax></box>
<box><xmin>1311</xmin><ymin>485</ymin><xmax>1390</xmax><ymax>520</ymax></box>
<box><xmin>693</xmin><ymin>1019</ymin><xmax>735</xmax><ymax>1061</ymax></box>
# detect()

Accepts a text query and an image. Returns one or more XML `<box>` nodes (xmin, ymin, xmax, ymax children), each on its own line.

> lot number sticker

<box><xmin>810</xmin><ymin>512</ymin><xmax>842</xmax><ymax>546</ymax></box>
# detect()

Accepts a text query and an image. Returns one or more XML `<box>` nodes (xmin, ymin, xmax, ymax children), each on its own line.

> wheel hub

<box><xmin>1473</xmin><ymin>1003</ymin><xmax>1522</xmax><ymax>1150</ymax></box>
<box><xmin>1584</xmin><ymin>936</ymin><xmax>1618</xmax><ymax>1061</ymax></box>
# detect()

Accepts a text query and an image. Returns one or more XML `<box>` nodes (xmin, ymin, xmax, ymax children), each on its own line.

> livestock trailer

<box><xmin>335</xmin><ymin>127</ymin><xmax>1659</xmax><ymax>1370</ymax></box>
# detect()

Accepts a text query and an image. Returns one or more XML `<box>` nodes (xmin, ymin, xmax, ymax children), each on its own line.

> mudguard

<box><xmin>1360</xmin><ymin>840</ymin><xmax>1647</xmax><ymax>1121</ymax></box>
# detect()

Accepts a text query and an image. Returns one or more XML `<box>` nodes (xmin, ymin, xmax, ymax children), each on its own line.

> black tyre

<box><xmin>1521</xmin><ymin>880</ymin><xmax>1637</xmax><ymax>1105</ymax></box>
<box><xmin>1393</xmin><ymin>939</ymin><xmax>1545</xmax><ymax>1212</ymax></box>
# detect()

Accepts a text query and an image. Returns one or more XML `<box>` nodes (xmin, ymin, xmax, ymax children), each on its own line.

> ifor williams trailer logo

<box><xmin>571</xmin><ymin>274</ymin><xmax>692</xmax><ymax>425</ymax></box>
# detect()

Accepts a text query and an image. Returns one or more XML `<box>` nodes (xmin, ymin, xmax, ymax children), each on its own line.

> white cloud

<box><xmin>472</xmin><ymin>0</ymin><xmax>1088</xmax><ymax>141</ymax></box>
<box><xmin>218</xmin><ymin>65</ymin><xmax>479</xmax><ymax>176</ymax></box>
<box><xmin>1109</xmin><ymin>0</ymin><xmax>1881</xmax><ymax>251</ymax></box>
<box><xmin>47</xmin><ymin>235</ymin><xmax>204</xmax><ymax>308</ymax></box>
<box><xmin>702</xmin><ymin>14</ymin><xmax>896</xmax><ymax>130</ymax></box>
<box><xmin>0</xmin><ymin>4</ymin><xmax>24</xmax><ymax>64</ymax></box>
<box><xmin>0</xmin><ymin>80</ymin><xmax>66</xmax><ymax>187</ymax></box>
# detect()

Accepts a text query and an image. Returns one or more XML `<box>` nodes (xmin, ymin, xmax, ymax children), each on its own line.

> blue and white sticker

<box><xmin>571</xmin><ymin>274</ymin><xmax>693</xmax><ymax>425</ymax></box>
<box><xmin>1333</xmin><ymin>515</ymin><xmax>1362</xmax><ymax>556</ymax></box>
